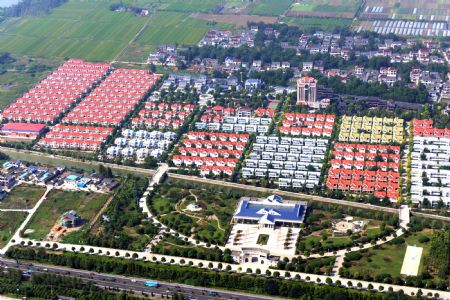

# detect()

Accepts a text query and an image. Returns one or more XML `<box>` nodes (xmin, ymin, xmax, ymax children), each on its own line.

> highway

<box><xmin>0</xmin><ymin>258</ymin><xmax>281</xmax><ymax>300</ymax></box>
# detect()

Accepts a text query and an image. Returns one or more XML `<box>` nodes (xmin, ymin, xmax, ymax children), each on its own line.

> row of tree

<box><xmin>7</xmin><ymin>246</ymin><xmax>415</xmax><ymax>300</ymax></box>
<box><xmin>427</xmin><ymin>231</ymin><xmax>450</xmax><ymax>278</ymax></box>
<box><xmin>1</xmin><ymin>0</ymin><xmax>68</xmax><ymax>17</ymax></box>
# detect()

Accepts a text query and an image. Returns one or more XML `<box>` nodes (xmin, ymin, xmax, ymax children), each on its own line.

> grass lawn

<box><xmin>0</xmin><ymin>211</ymin><xmax>27</xmax><ymax>248</ymax></box>
<box><xmin>257</xmin><ymin>234</ymin><xmax>269</xmax><ymax>245</ymax></box>
<box><xmin>302</xmin><ymin>234</ymin><xmax>353</xmax><ymax>250</ymax></box>
<box><xmin>149</xmin><ymin>180</ymin><xmax>244</xmax><ymax>244</ymax></box>
<box><xmin>345</xmin><ymin>230</ymin><xmax>433</xmax><ymax>278</ymax></box>
<box><xmin>23</xmin><ymin>189</ymin><xmax>109</xmax><ymax>240</ymax></box>
<box><xmin>0</xmin><ymin>184</ymin><xmax>46</xmax><ymax>209</ymax></box>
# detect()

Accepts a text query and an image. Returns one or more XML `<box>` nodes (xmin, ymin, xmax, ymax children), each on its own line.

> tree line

<box><xmin>7</xmin><ymin>246</ymin><xmax>415</xmax><ymax>300</ymax></box>
<box><xmin>1</xmin><ymin>0</ymin><xmax>68</xmax><ymax>17</ymax></box>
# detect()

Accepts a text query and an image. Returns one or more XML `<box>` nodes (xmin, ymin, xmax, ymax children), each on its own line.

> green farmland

<box><xmin>155</xmin><ymin>0</ymin><xmax>222</xmax><ymax>13</ymax></box>
<box><xmin>0</xmin><ymin>0</ymin><xmax>231</xmax><ymax>62</ymax></box>
<box><xmin>250</xmin><ymin>0</ymin><xmax>293</xmax><ymax>16</ymax></box>
<box><xmin>283</xmin><ymin>16</ymin><xmax>352</xmax><ymax>31</ymax></box>
<box><xmin>0</xmin><ymin>1</ymin><xmax>146</xmax><ymax>61</ymax></box>
<box><xmin>118</xmin><ymin>11</ymin><xmax>234</xmax><ymax>62</ymax></box>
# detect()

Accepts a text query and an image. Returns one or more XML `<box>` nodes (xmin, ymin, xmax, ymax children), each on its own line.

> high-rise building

<box><xmin>297</xmin><ymin>76</ymin><xmax>317</xmax><ymax>104</ymax></box>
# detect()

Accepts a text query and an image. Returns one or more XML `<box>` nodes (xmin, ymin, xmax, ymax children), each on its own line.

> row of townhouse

<box><xmin>278</xmin><ymin>126</ymin><xmax>333</xmax><ymax>137</ymax></box>
<box><xmin>410</xmin><ymin>123</ymin><xmax>450</xmax><ymax>207</ymax></box>
<box><xmin>243</xmin><ymin>167</ymin><xmax>320</xmax><ymax>181</ymax></box>
<box><xmin>242</xmin><ymin>136</ymin><xmax>327</xmax><ymax>188</ymax></box>
<box><xmin>1</xmin><ymin>59</ymin><xmax>110</xmax><ymax>123</ymax></box>
<box><xmin>106</xmin><ymin>146</ymin><xmax>164</xmax><ymax>160</ymax></box>
<box><xmin>131</xmin><ymin>118</ymin><xmax>184</xmax><ymax>130</ymax></box>
<box><xmin>244</xmin><ymin>159</ymin><xmax>323</xmax><ymax>170</ymax></box>
<box><xmin>205</xmin><ymin>105</ymin><xmax>254</xmax><ymax>117</ymax></box>
<box><xmin>172</xmin><ymin>155</ymin><xmax>238</xmax><ymax>168</ymax></box>
<box><xmin>145</xmin><ymin>102</ymin><xmax>195</xmax><ymax>112</ymax></box>
<box><xmin>200</xmin><ymin>115</ymin><xmax>272</xmax><ymax>126</ymax></box>
<box><xmin>186</xmin><ymin>131</ymin><xmax>249</xmax><ymax>143</ymax></box>
<box><xmin>251</xmin><ymin>144</ymin><xmax>326</xmax><ymax>156</ymax></box>
<box><xmin>61</xmin><ymin>69</ymin><xmax>160</xmax><ymax>126</ymax></box>
<box><xmin>195</xmin><ymin>122</ymin><xmax>269</xmax><ymax>134</ymax></box>
<box><xmin>412</xmin><ymin>118</ymin><xmax>450</xmax><ymax>138</ymax></box>
<box><xmin>182</xmin><ymin>139</ymin><xmax>247</xmax><ymax>151</ymax></box>
<box><xmin>138</xmin><ymin>109</ymin><xmax>190</xmax><ymax>120</ymax></box>
<box><xmin>39</xmin><ymin>138</ymin><xmax>104</xmax><ymax>151</ymax></box>
<box><xmin>283</xmin><ymin>113</ymin><xmax>335</xmax><ymax>123</ymax></box>
<box><xmin>177</xmin><ymin>147</ymin><xmax>242</xmax><ymax>159</ymax></box>
<box><xmin>120</xmin><ymin>129</ymin><xmax>175</xmax><ymax>140</ymax></box>
<box><xmin>254</xmin><ymin>135</ymin><xmax>326</xmax><ymax>145</ymax></box>
<box><xmin>199</xmin><ymin>165</ymin><xmax>234</xmax><ymax>176</ymax></box>
<box><xmin>38</xmin><ymin>124</ymin><xmax>113</xmax><ymax>151</ymax></box>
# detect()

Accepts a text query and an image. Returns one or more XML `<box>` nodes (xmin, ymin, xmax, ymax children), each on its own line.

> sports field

<box><xmin>400</xmin><ymin>245</ymin><xmax>423</xmax><ymax>276</ymax></box>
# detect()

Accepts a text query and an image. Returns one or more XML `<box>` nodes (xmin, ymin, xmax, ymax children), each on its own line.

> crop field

<box><xmin>0</xmin><ymin>184</ymin><xmax>46</xmax><ymax>209</ymax></box>
<box><xmin>0</xmin><ymin>1</ymin><xmax>147</xmax><ymax>61</ymax></box>
<box><xmin>288</xmin><ymin>0</ymin><xmax>361</xmax><ymax>18</ymax></box>
<box><xmin>155</xmin><ymin>0</ymin><xmax>222</xmax><ymax>13</ymax></box>
<box><xmin>118</xmin><ymin>11</ymin><xmax>234</xmax><ymax>62</ymax></box>
<box><xmin>0</xmin><ymin>0</ymin><xmax>237</xmax><ymax>62</ymax></box>
<box><xmin>283</xmin><ymin>16</ymin><xmax>353</xmax><ymax>31</ymax></box>
<box><xmin>0</xmin><ymin>211</ymin><xmax>27</xmax><ymax>248</ymax></box>
<box><xmin>250</xmin><ymin>0</ymin><xmax>293</xmax><ymax>16</ymax></box>
<box><xmin>23</xmin><ymin>189</ymin><xmax>109</xmax><ymax>240</ymax></box>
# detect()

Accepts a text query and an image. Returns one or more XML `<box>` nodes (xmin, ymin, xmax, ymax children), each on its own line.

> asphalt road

<box><xmin>0</xmin><ymin>258</ymin><xmax>280</xmax><ymax>300</ymax></box>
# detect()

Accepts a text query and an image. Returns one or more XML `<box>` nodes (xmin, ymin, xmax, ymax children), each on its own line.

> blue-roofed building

<box><xmin>232</xmin><ymin>195</ymin><xmax>307</xmax><ymax>228</ymax></box>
